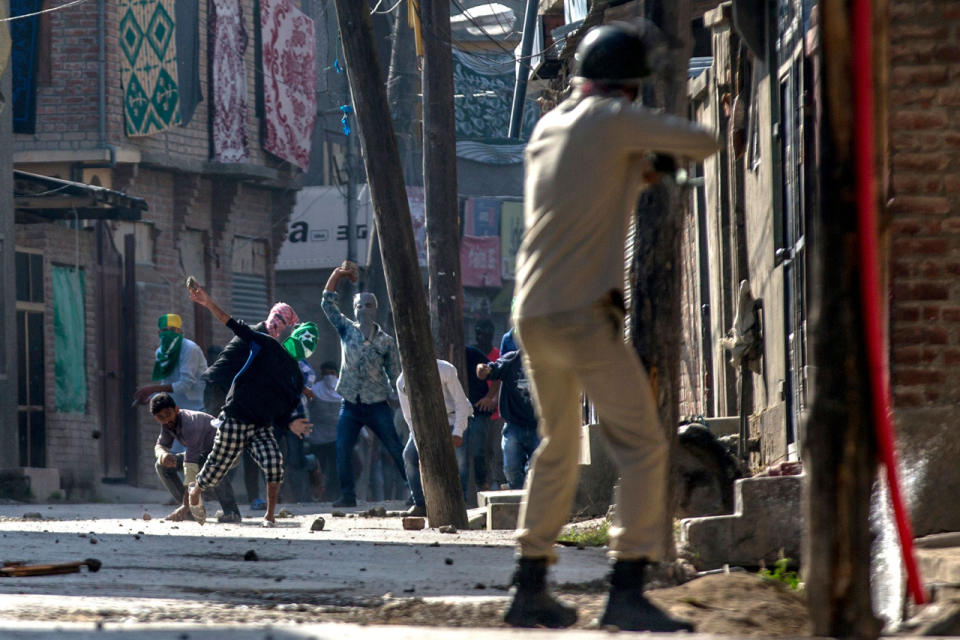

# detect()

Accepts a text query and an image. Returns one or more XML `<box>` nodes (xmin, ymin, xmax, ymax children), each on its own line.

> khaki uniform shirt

<box><xmin>514</xmin><ymin>93</ymin><xmax>719</xmax><ymax>320</ymax></box>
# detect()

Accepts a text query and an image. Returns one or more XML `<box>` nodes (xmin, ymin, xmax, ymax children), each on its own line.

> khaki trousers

<box><xmin>516</xmin><ymin>301</ymin><xmax>668</xmax><ymax>562</ymax></box>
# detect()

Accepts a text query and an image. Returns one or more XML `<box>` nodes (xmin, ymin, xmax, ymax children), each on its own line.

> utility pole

<box><xmin>331</xmin><ymin>0</ymin><xmax>468</xmax><ymax>529</ymax></box>
<box><xmin>802</xmin><ymin>0</ymin><xmax>881</xmax><ymax>636</ymax></box>
<box><xmin>627</xmin><ymin>0</ymin><xmax>691</xmax><ymax>556</ymax></box>
<box><xmin>420</xmin><ymin>0</ymin><xmax>466</xmax><ymax>385</ymax></box>
<box><xmin>346</xmin><ymin>104</ymin><xmax>357</xmax><ymax>266</ymax></box>
<box><xmin>366</xmin><ymin>1</ymin><xmax>420</xmax><ymax>336</ymax></box>
<box><xmin>508</xmin><ymin>0</ymin><xmax>537</xmax><ymax>138</ymax></box>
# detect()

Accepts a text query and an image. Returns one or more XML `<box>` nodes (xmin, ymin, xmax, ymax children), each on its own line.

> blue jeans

<box><xmin>502</xmin><ymin>422</ymin><xmax>540</xmax><ymax>490</ymax></box>
<box><xmin>403</xmin><ymin>426</ymin><xmax>469</xmax><ymax>507</ymax></box>
<box><xmin>467</xmin><ymin>414</ymin><xmax>490</xmax><ymax>487</ymax></box>
<box><xmin>336</xmin><ymin>400</ymin><xmax>407</xmax><ymax>501</ymax></box>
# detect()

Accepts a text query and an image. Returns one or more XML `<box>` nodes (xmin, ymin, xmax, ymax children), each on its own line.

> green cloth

<box><xmin>119</xmin><ymin>0</ymin><xmax>181</xmax><ymax>136</ymax></box>
<box><xmin>53</xmin><ymin>267</ymin><xmax>87</xmax><ymax>413</ymax></box>
<box><xmin>152</xmin><ymin>330</ymin><xmax>183</xmax><ymax>380</ymax></box>
<box><xmin>283</xmin><ymin>322</ymin><xmax>318</xmax><ymax>361</ymax></box>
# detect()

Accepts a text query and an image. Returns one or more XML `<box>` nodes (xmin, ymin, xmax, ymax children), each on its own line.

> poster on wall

<box><xmin>464</xmin><ymin>198</ymin><xmax>501</xmax><ymax>237</ymax></box>
<box><xmin>461</xmin><ymin>235</ymin><xmax>501</xmax><ymax>288</ymax></box>
<box><xmin>500</xmin><ymin>201</ymin><xmax>523</xmax><ymax>279</ymax></box>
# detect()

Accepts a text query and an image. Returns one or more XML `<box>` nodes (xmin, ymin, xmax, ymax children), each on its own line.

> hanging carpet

<box><xmin>209</xmin><ymin>0</ymin><xmax>249</xmax><ymax>161</ymax></box>
<box><xmin>260</xmin><ymin>0</ymin><xmax>316</xmax><ymax>171</ymax></box>
<box><xmin>119</xmin><ymin>0</ymin><xmax>182</xmax><ymax>136</ymax></box>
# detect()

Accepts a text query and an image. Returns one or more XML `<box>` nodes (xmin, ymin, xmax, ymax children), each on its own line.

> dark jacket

<box><xmin>465</xmin><ymin>346</ymin><xmax>491</xmax><ymax>414</ymax></box>
<box><xmin>222</xmin><ymin>318</ymin><xmax>304</xmax><ymax>430</ymax></box>
<box><xmin>202</xmin><ymin>321</ymin><xmax>268</xmax><ymax>393</ymax></box>
<box><xmin>485</xmin><ymin>350</ymin><xmax>537</xmax><ymax>430</ymax></box>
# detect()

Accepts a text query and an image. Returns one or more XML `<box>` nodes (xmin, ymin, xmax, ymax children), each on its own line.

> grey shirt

<box><xmin>155</xmin><ymin>409</ymin><xmax>217</xmax><ymax>464</ymax></box>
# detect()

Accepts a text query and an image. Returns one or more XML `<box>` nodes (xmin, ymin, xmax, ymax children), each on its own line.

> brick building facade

<box><xmin>10</xmin><ymin>0</ymin><xmax>309</xmax><ymax>495</ymax></box>
<box><xmin>884</xmin><ymin>0</ymin><xmax>960</xmax><ymax>534</ymax></box>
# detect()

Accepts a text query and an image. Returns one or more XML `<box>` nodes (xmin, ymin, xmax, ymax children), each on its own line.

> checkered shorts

<box><xmin>195</xmin><ymin>413</ymin><xmax>284</xmax><ymax>490</ymax></box>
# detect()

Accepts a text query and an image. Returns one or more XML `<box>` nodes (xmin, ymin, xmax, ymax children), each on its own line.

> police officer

<box><xmin>504</xmin><ymin>22</ymin><xmax>719</xmax><ymax>631</ymax></box>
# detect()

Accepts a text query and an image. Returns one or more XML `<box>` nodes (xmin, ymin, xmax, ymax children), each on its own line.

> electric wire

<box><xmin>1</xmin><ymin>0</ymin><xmax>90</xmax><ymax>22</ymax></box>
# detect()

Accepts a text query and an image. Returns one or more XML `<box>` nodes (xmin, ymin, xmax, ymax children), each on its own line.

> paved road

<box><xmin>0</xmin><ymin>502</ymin><xmax>611</xmax><ymax>637</ymax></box>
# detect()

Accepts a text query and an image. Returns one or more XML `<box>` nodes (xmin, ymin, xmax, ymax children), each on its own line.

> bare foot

<box><xmin>164</xmin><ymin>506</ymin><xmax>191</xmax><ymax>522</ymax></box>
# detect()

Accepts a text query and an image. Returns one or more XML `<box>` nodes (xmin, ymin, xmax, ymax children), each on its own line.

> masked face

<box><xmin>282</xmin><ymin>322</ymin><xmax>319</xmax><ymax>360</ymax></box>
<box><xmin>353</xmin><ymin>292</ymin><xmax>378</xmax><ymax>326</ymax></box>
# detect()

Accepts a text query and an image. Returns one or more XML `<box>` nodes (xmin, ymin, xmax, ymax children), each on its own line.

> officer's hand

<box><xmin>160</xmin><ymin>453</ymin><xmax>177</xmax><ymax>468</ymax></box>
<box><xmin>451</xmin><ymin>435</ymin><xmax>463</xmax><ymax>448</ymax></box>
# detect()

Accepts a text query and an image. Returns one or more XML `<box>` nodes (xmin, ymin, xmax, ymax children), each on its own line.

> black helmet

<box><xmin>573</xmin><ymin>23</ymin><xmax>652</xmax><ymax>84</ymax></box>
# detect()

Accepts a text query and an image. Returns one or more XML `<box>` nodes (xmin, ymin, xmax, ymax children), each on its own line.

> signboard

<box><xmin>276</xmin><ymin>186</ymin><xmax>370</xmax><ymax>270</ymax></box>
<box><xmin>461</xmin><ymin>235</ymin><xmax>501</xmax><ymax>288</ymax></box>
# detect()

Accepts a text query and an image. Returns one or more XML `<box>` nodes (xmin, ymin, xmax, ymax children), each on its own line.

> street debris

<box><xmin>402</xmin><ymin>517</ymin><xmax>425</xmax><ymax>531</ymax></box>
<box><xmin>142</xmin><ymin>513</ymin><xmax>152</xmax><ymax>521</ymax></box>
<box><xmin>243</xmin><ymin>550</ymin><xmax>259</xmax><ymax>562</ymax></box>
<box><xmin>438</xmin><ymin>525</ymin><xmax>458</xmax><ymax>534</ymax></box>
<box><xmin>1</xmin><ymin>558</ymin><xmax>101</xmax><ymax>577</ymax></box>
<box><xmin>309</xmin><ymin>517</ymin><xmax>325</xmax><ymax>531</ymax></box>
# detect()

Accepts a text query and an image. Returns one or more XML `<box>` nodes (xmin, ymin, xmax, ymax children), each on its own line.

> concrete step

<box><xmin>476</xmin><ymin>490</ymin><xmax>524</xmax><ymax>507</ymax></box>
<box><xmin>678</xmin><ymin>474</ymin><xmax>802</xmax><ymax>571</ymax></box>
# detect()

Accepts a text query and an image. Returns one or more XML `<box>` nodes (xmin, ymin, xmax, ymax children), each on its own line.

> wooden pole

<box><xmin>801</xmin><ymin>0</ymin><xmax>881</xmax><ymax>636</ymax></box>
<box><xmin>628</xmin><ymin>0</ymin><xmax>692</xmax><ymax>558</ymax></box>
<box><xmin>420</xmin><ymin>0</ymin><xmax>467</xmax><ymax>386</ymax></box>
<box><xmin>331</xmin><ymin>0</ymin><xmax>468</xmax><ymax>528</ymax></box>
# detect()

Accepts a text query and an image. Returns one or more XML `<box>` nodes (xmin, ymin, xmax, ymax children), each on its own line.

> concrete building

<box><xmin>7</xmin><ymin>0</ymin><xmax>311</xmax><ymax>496</ymax></box>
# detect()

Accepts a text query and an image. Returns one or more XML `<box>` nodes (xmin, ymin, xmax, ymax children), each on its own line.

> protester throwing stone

<box><xmin>321</xmin><ymin>260</ymin><xmax>407</xmax><ymax>508</ymax></box>
<box><xmin>202</xmin><ymin>301</ymin><xmax>303</xmax><ymax>510</ymax></box>
<box><xmin>504</xmin><ymin>22</ymin><xmax>719</xmax><ymax>632</ymax></box>
<box><xmin>187</xmin><ymin>282</ymin><xmax>313</xmax><ymax>526</ymax></box>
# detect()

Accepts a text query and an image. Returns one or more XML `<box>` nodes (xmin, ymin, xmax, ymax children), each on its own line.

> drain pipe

<box><xmin>851</xmin><ymin>0</ymin><xmax>924</xmax><ymax>606</ymax></box>
<box><xmin>73</xmin><ymin>0</ymin><xmax>116</xmax><ymax>182</ymax></box>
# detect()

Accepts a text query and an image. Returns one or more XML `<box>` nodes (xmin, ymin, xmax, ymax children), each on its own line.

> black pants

<box><xmin>155</xmin><ymin>452</ymin><xmax>240</xmax><ymax>517</ymax></box>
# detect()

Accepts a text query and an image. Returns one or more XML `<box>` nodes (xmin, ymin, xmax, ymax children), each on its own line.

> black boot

<box><xmin>503</xmin><ymin>557</ymin><xmax>577</xmax><ymax>628</ymax></box>
<box><xmin>600</xmin><ymin>559</ymin><xmax>694</xmax><ymax>632</ymax></box>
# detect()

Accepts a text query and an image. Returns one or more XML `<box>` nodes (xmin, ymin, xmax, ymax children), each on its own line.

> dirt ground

<box><xmin>0</xmin><ymin>504</ymin><xmax>810</xmax><ymax>635</ymax></box>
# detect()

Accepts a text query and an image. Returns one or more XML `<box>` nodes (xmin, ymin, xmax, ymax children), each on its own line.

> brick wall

<box><xmin>116</xmin><ymin>169</ymin><xmax>287</xmax><ymax>487</ymax></box>
<box><xmin>887</xmin><ymin>1</ymin><xmax>960</xmax><ymax>409</ymax></box>
<box><xmin>15</xmin><ymin>0</ymin><xmax>303</xmax><ymax>172</ymax></box>
<box><xmin>14</xmin><ymin>224</ymin><xmax>103</xmax><ymax>498</ymax></box>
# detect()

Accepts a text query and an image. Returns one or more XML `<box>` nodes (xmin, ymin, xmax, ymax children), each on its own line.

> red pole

<box><xmin>851</xmin><ymin>0</ymin><xmax>926</xmax><ymax>606</ymax></box>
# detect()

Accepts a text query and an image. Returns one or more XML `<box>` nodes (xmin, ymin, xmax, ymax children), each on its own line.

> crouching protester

<box><xmin>150</xmin><ymin>393</ymin><xmax>242</xmax><ymax>523</ymax></box>
<box><xmin>187</xmin><ymin>283</ymin><xmax>314</xmax><ymax>526</ymax></box>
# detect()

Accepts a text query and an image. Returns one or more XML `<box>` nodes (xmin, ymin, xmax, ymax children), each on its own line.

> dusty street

<box><xmin>0</xmin><ymin>500</ymin><xmax>810</xmax><ymax>638</ymax></box>
<box><xmin>0</xmin><ymin>500</ymin><xmax>608</xmax><ymax>636</ymax></box>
